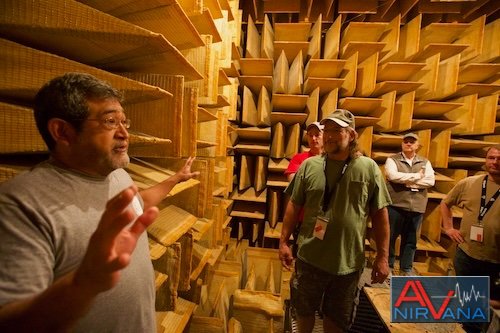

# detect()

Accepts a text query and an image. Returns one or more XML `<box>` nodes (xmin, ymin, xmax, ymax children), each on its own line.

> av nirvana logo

<box><xmin>391</xmin><ymin>276</ymin><xmax>489</xmax><ymax>323</ymax></box>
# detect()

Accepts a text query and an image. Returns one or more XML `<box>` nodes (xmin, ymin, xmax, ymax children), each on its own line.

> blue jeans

<box><xmin>454</xmin><ymin>247</ymin><xmax>500</xmax><ymax>333</ymax></box>
<box><xmin>388</xmin><ymin>206</ymin><xmax>423</xmax><ymax>272</ymax></box>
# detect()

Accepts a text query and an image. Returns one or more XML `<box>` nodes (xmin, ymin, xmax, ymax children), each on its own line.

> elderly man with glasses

<box><xmin>384</xmin><ymin>133</ymin><xmax>435</xmax><ymax>276</ymax></box>
<box><xmin>0</xmin><ymin>73</ymin><xmax>199</xmax><ymax>332</ymax></box>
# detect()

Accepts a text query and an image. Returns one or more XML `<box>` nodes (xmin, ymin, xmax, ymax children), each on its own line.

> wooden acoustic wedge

<box><xmin>261</xmin><ymin>14</ymin><xmax>274</xmax><ymax>59</ymax></box>
<box><xmin>257</xmin><ymin>86</ymin><xmax>272</xmax><ymax>127</ymax></box>
<box><xmin>305</xmin><ymin>59</ymin><xmax>346</xmax><ymax>79</ymax></box>
<box><xmin>308</xmin><ymin>14</ymin><xmax>322</xmax><ymax>60</ymax></box>
<box><xmin>273</xmin><ymin>50</ymin><xmax>289</xmax><ymax>94</ymax></box>
<box><xmin>384</xmin><ymin>14</ymin><xmax>421</xmax><ymax>62</ymax></box>
<box><xmin>270</xmin><ymin>122</ymin><xmax>285</xmax><ymax>159</ymax></box>
<box><xmin>372</xmin><ymin>91</ymin><xmax>396</xmax><ymax>131</ymax></box>
<box><xmin>78</xmin><ymin>0</ymin><xmax>205</xmax><ymax>51</ymax></box>
<box><xmin>305</xmin><ymin>87</ymin><xmax>320</xmax><ymax>126</ymax></box>
<box><xmin>254</xmin><ymin>156</ymin><xmax>268</xmax><ymax>192</ymax></box>
<box><xmin>323</xmin><ymin>14</ymin><xmax>342</xmax><ymax>60</ymax></box>
<box><xmin>241</xmin><ymin>86</ymin><xmax>258</xmax><ymax>126</ymax></box>
<box><xmin>268</xmin><ymin>158</ymin><xmax>290</xmax><ymax>173</ymax></box>
<box><xmin>339</xmin><ymin>52</ymin><xmax>358</xmax><ymax>97</ymax></box>
<box><xmin>184</xmin><ymin>35</ymin><xmax>218</xmax><ymax>105</ymax></box>
<box><xmin>287</xmin><ymin>50</ymin><xmax>304</xmax><ymax>95</ymax></box>
<box><xmin>390</xmin><ymin>91</ymin><xmax>415</xmax><ymax>132</ymax></box>
<box><xmin>267</xmin><ymin>189</ymin><xmax>280</xmax><ymax>229</ymax></box>
<box><xmin>239</xmin><ymin>155</ymin><xmax>255</xmax><ymax>191</ymax></box>
<box><xmin>338</xmin><ymin>97</ymin><xmax>383</xmax><ymax>117</ymax></box>
<box><xmin>245</xmin><ymin>14</ymin><xmax>260</xmax><ymax>58</ymax></box>
<box><xmin>147</xmin><ymin>205</ymin><xmax>198</xmax><ymax>247</ymax></box>
<box><xmin>285</xmin><ymin>123</ymin><xmax>301</xmax><ymax>159</ymax></box>
<box><xmin>320</xmin><ymin>89</ymin><xmax>339</xmax><ymax>118</ymax></box>
<box><xmin>354</xmin><ymin>52</ymin><xmax>379</xmax><ymax>97</ymax></box>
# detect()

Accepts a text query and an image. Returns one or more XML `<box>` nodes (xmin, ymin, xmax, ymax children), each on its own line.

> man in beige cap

<box><xmin>384</xmin><ymin>132</ymin><xmax>435</xmax><ymax>275</ymax></box>
<box><xmin>280</xmin><ymin>109</ymin><xmax>391</xmax><ymax>333</ymax></box>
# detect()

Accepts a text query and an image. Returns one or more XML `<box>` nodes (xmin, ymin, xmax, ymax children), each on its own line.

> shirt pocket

<box><xmin>345</xmin><ymin>180</ymin><xmax>370</xmax><ymax>215</ymax></box>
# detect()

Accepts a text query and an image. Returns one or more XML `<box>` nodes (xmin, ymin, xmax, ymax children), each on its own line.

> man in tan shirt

<box><xmin>441</xmin><ymin>145</ymin><xmax>500</xmax><ymax>332</ymax></box>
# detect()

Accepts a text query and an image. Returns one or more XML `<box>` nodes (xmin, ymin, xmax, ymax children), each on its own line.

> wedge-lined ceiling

<box><xmin>239</xmin><ymin>0</ymin><xmax>499</xmax><ymax>25</ymax></box>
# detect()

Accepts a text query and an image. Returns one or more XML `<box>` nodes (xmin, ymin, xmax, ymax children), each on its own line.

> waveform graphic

<box><xmin>431</xmin><ymin>283</ymin><xmax>486</xmax><ymax>306</ymax></box>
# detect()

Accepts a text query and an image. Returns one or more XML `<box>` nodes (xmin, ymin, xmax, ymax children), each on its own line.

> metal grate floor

<box><xmin>288</xmin><ymin>289</ymin><xmax>388</xmax><ymax>333</ymax></box>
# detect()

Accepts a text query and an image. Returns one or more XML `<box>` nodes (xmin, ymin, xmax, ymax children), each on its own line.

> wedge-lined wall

<box><xmin>0</xmin><ymin>1</ymin><xmax>499</xmax><ymax>332</ymax></box>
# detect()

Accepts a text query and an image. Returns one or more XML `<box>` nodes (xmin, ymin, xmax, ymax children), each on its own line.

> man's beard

<box><xmin>113</xmin><ymin>154</ymin><xmax>130</xmax><ymax>169</ymax></box>
<box><xmin>326</xmin><ymin>143</ymin><xmax>346</xmax><ymax>154</ymax></box>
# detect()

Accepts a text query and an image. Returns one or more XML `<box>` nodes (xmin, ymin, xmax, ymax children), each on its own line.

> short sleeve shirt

<box><xmin>0</xmin><ymin>161</ymin><xmax>156</xmax><ymax>332</ymax></box>
<box><xmin>289</xmin><ymin>155</ymin><xmax>391</xmax><ymax>275</ymax></box>
<box><xmin>284</xmin><ymin>151</ymin><xmax>314</xmax><ymax>176</ymax></box>
<box><xmin>444</xmin><ymin>175</ymin><xmax>500</xmax><ymax>263</ymax></box>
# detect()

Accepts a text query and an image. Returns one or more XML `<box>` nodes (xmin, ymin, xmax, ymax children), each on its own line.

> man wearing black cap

<box><xmin>384</xmin><ymin>133</ymin><xmax>435</xmax><ymax>276</ymax></box>
<box><xmin>279</xmin><ymin>109</ymin><xmax>391</xmax><ymax>333</ymax></box>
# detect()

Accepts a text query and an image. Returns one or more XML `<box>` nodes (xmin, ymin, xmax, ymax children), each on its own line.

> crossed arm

<box><xmin>385</xmin><ymin>158</ymin><xmax>435</xmax><ymax>189</ymax></box>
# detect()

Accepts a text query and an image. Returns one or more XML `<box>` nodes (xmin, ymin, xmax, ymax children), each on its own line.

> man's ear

<box><xmin>349</xmin><ymin>128</ymin><xmax>358</xmax><ymax>142</ymax></box>
<box><xmin>47</xmin><ymin>118</ymin><xmax>76</xmax><ymax>147</ymax></box>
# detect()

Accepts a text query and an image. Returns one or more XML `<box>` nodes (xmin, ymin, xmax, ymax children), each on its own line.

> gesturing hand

<box><xmin>176</xmin><ymin>156</ymin><xmax>201</xmax><ymax>182</ymax></box>
<box><xmin>73</xmin><ymin>185</ymin><xmax>158</xmax><ymax>295</ymax></box>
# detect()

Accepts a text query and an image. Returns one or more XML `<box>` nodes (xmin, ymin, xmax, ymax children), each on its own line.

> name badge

<box><xmin>470</xmin><ymin>224</ymin><xmax>484</xmax><ymax>243</ymax></box>
<box><xmin>313</xmin><ymin>216</ymin><xmax>329</xmax><ymax>240</ymax></box>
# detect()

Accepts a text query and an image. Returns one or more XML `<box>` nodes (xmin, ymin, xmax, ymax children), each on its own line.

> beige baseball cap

<box><xmin>306</xmin><ymin>121</ymin><xmax>324</xmax><ymax>132</ymax></box>
<box><xmin>320</xmin><ymin>109</ymin><xmax>355</xmax><ymax>129</ymax></box>
<box><xmin>403</xmin><ymin>132</ymin><xmax>419</xmax><ymax>140</ymax></box>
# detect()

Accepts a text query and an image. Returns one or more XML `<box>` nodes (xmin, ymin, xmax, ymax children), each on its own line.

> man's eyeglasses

<box><xmin>323</xmin><ymin>128</ymin><xmax>346</xmax><ymax>135</ymax></box>
<box><xmin>85</xmin><ymin>116</ymin><xmax>131</xmax><ymax>130</ymax></box>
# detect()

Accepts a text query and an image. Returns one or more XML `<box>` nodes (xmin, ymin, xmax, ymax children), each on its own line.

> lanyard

<box><xmin>322</xmin><ymin>156</ymin><xmax>351</xmax><ymax>212</ymax></box>
<box><xmin>478</xmin><ymin>175</ymin><xmax>500</xmax><ymax>224</ymax></box>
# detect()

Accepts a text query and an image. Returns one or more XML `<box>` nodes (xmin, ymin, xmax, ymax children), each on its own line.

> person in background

<box><xmin>440</xmin><ymin>145</ymin><xmax>500</xmax><ymax>333</ymax></box>
<box><xmin>279</xmin><ymin>109</ymin><xmax>391</xmax><ymax>333</ymax></box>
<box><xmin>384</xmin><ymin>133</ymin><xmax>435</xmax><ymax>275</ymax></box>
<box><xmin>0</xmin><ymin>72</ymin><xmax>199</xmax><ymax>333</ymax></box>
<box><xmin>284</xmin><ymin>122</ymin><xmax>324</xmax><ymax>182</ymax></box>
<box><xmin>284</xmin><ymin>122</ymin><xmax>324</xmax><ymax>256</ymax></box>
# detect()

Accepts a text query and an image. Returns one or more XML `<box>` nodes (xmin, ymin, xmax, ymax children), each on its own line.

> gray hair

<box><xmin>34</xmin><ymin>72</ymin><xmax>123</xmax><ymax>150</ymax></box>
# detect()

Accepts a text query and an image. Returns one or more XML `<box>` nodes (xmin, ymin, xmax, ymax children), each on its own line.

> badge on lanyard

<box><xmin>470</xmin><ymin>224</ymin><xmax>484</xmax><ymax>243</ymax></box>
<box><xmin>473</xmin><ymin>175</ymin><xmax>500</xmax><ymax>243</ymax></box>
<box><xmin>313</xmin><ymin>216</ymin><xmax>329</xmax><ymax>240</ymax></box>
